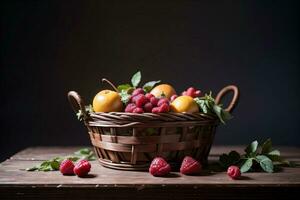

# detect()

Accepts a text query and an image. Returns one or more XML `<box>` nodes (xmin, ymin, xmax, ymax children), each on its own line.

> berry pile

<box><xmin>182</xmin><ymin>87</ymin><xmax>201</xmax><ymax>98</ymax></box>
<box><xmin>125</xmin><ymin>88</ymin><xmax>170</xmax><ymax>113</ymax></box>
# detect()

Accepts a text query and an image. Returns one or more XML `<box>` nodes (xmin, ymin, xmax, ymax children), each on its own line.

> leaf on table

<box><xmin>261</xmin><ymin>138</ymin><xmax>272</xmax><ymax>154</ymax></box>
<box><xmin>240</xmin><ymin>159</ymin><xmax>253</xmax><ymax>173</ymax></box>
<box><xmin>256</xmin><ymin>155</ymin><xmax>274</xmax><ymax>173</ymax></box>
<box><xmin>245</xmin><ymin>140</ymin><xmax>258</xmax><ymax>156</ymax></box>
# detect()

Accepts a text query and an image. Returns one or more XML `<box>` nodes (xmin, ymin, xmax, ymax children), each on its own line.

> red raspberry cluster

<box><xmin>125</xmin><ymin>88</ymin><xmax>170</xmax><ymax>113</ymax></box>
<box><xmin>182</xmin><ymin>87</ymin><xmax>201</xmax><ymax>98</ymax></box>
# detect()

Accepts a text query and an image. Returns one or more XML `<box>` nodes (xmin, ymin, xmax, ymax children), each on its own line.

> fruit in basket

<box><xmin>93</xmin><ymin>90</ymin><xmax>123</xmax><ymax>112</ymax></box>
<box><xmin>73</xmin><ymin>160</ymin><xmax>91</xmax><ymax>177</ymax></box>
<box><xmin>170</xmin><ymin>96</ymin><xmax>199</xmax><ymax>113</ymax></box>
<box><xmin>182</xmin><ymin>87</ymin><xmax>201</xmax><ymax>98</ymax></box>
<box><xmin>150</xmin><ymin>84</ymin><xmax>176</xmax><ymax>99</ymax></box>
<box><xmin>227</xmin><ymin>165</ymin><xmax>241</xmax><ymax>179</ymax></box>
<box><xmin>149</xmin><ymin>157</ymin><xmax>171</xmax><ymax>177</ymax></box>
<box><xmin>180</xmin><ymin>156</ymin><xmax>202</xmax><ymax>175</ymax></box>
<box><xmin>59</xmin><ymin>159</ymin><xmax>75</xmax><ymax>175</ymax></box>
<box><xmin>170</xmin><ymin>94</ymin><xmax>178</xmax><ymax>102</ymax></box>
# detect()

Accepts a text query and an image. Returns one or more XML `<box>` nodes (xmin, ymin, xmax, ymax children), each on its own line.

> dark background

<box><xmin>1</xmin><ymin>0</ymin><xmax>299</xmax><ymax>162</ymax></box>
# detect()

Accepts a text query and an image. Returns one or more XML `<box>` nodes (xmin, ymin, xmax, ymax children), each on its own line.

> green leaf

<box><xmin>119</xmin><ymin>90</ymin><xmax>131</xmax><ymax>104</ymax></box>
<box><xmin>219</xmin><ymin>153</ymin><xmax>230</xmax><ymax>168</ymax></box>
<box><xmin>194</xmin><ymin>98</ymin><xmax>208</xmax><ymax>114</ymax></box>
<box><xmin>117</xmin><ymin>84</ymin><xmax>132</xmax><ymax>92</ymax></box>
<box><xmin>213</xmin><ymin>105</ymin><xmax>224</xmax><ymax>123</ymax></box>
<box><xmin>240</xmin><ymin>159</ymin><xmax>253</xmax><ymax>173</ymax></box>
<box><xmin>268</xmin><ymin>150</ymin><xmax>280</xmax><ymax>156</ymax></box>
<box><xmin>256</xmin><ymin>155</ymin><xmax>274</xmax><ymax>173</ymax></box>
<box><xmin>143</xmin><ymin>80</ymin><xmax>161</xmax><ymax>92</ymax></box>
<box><xmin>219</xmin><ymin>151</ymin><xmax>241</xmax><ymax>168</ymax></box>
<box><xmin>76</xmin><ymin>105</ymin><xmax>94</xmax><ymax>121</ymax></box>
<box><xmin>228</xmin><ymin>151</ymin><xmax>241</xmax><ymax>162</ymax></box>
<box><xmin>131</xmin><ymin>71</ymin><xmax>141</xmax><ymax>88</ymax></box>
<box><xmin>221</xmin><ymin>109</ymin><xmax>233</xmax><ymax>122</ymax></box>
<box><xmin>26</xmin><ymin>166</ymin><xmax>39</xmax><ymax>171</ymax></box>
<box><xmin>75</xmin><ymin>148</ymin><xmax>91</xmax><ymax>155</ymax></box>
<box><xmin>261</xmin><ymin>138</ymin><xmax>272</xmax><ymax>154</ymax></box>
<box><xmin>50</xmin><ymin>160</ymin><xmax>60</xmax><ymax>170</ymax></box>
<box><xmin>245</xmin><ymin>140</ymin><xmax>258</xmax><ymax>155</ymax></box>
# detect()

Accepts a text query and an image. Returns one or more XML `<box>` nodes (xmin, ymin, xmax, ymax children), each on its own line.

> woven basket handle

<box><xmin>67</xmin><ymin>91</ymin><xmax>88</xmax><ymax>119</ymax></box>
<box><xmin>215</xmin><ymin>85</ymin><xmax>239</xmax><ymax>113</ymax></box>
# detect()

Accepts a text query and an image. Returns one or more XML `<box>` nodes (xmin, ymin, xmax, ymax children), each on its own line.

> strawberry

<box><xmin>180</xmin><ymin>156</ymin><xmax>202</xmax><ymax>175</ymax></box>
<box><xmin>149</xmin><ymin>157</ymin><xmax>171</xmax><ymax>177</ymax></box>
<box><xmin>59</xmin><ymin>159</ymin><xmax>75</xmax><ymax>175</ymax></box>
<box><xmin>227</xmin><ymin>165</ymin><xmax>241</xmax><ymax>179</ymax></box>
<box><xmin>73</xmin><ymin>160</ymin><xmax>91</xmax><ymax>177</ymax></box>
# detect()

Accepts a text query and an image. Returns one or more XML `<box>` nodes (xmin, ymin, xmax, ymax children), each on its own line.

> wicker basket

<box><xmin>67</xmin><ymin>85</ymin><xmax>239</xmax><ymax>170</ymax></box>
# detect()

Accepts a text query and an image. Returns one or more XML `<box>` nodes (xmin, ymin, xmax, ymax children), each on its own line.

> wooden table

<box><xmin>0</xmin><ymin>146</ymin><xmax>299</xmax><ymax>199</ymax></box>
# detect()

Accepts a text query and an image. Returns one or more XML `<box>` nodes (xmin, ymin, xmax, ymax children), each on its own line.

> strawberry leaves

<box><xmin>219</xmin><ymin>138</ymin><xmax>291</xmax><ymax>173</ymax></box>
<box><xmin>194</xmin><ymin>92</ymin><xmax>232</xmax><ymax>124</ymax></box>
<box><xmin>26</xmin><ymin>148</ymin><xmax>95</xmax><ymax>172</ymax></box>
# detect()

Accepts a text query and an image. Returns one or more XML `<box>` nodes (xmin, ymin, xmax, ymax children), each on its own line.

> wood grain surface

<box><xmin>1</xmin><ymin>146</ymin><xmax>299</xmax><ymax>199</ymax></box>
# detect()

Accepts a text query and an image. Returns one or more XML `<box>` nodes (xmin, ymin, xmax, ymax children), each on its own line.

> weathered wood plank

<box><xmin>1</xmin><ymin>146</ymin><xmax>300</xmax><ymax>200</ymax></box>
<box><xmin>1</xmin><ymin>146</ymin><xmax>299</xmax><ymax>187</ymax></box>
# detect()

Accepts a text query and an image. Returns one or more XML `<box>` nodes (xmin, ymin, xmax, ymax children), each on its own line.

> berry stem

<box><xmin>101</xmin><ymin>78</ymin><xmax>119</xmax><ymax>92</ymax></box>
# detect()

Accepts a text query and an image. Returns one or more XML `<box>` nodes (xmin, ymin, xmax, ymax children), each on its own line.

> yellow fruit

<box><xmin>170</xmin><ymin>96</ymin><xmax>199</xmax><ymax>113</ymax></box>
<box><xmin>150</xmin><ymin>84</ymin><xmax>176</xmax><ymax>99</ymax></box>
<box><xmin>92</xmin><ymin>90</ymin><xmax>123</xmax><ymax>112</ymax></box>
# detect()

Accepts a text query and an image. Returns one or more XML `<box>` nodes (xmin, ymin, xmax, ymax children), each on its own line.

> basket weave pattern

<box><xmin>68</xmin><ymin>85</ymin><xmax>238</xmax><ymax>170</ymax></box>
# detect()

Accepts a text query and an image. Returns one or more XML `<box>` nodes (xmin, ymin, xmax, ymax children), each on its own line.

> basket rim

<box><xmin>85</xmin><ymin>112</ymin><xmax>219</xmax><ymax>127</ymax></box>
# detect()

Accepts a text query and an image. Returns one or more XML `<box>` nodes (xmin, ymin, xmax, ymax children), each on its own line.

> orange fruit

<box><xmin>150</xmin><ymin>84</ymin><xmax>176</xmax><ymax>99</ymax></box>
<box><xmin>170</xmin><ymin>96</ymin><xmax>199</xmax><ymax>113</ymax></box>
<box><xmin>92</xmin><ymin>90</ymin><xmax>123</xmax><ymax>112</ymax></box>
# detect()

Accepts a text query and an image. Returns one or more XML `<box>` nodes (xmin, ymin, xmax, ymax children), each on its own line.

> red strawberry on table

<box><xmin>149</xmin><ymin>157</ymin><xmax>171</xmax><ymax>177</ymax></box>
<box><xmin>180</xmin><ymin>156</ymin><xmax>202</xmax><ymax>175</ymax></box>
<box><xmin>73</xmin><ymin>160</ymin><xmax>91</xmax><ymax>177</ymax></box>
<box><xmin>227</xmin><ymin>165</ymin><xmax>241</xmax><ymax>179</ymax></box>
<box><xmin>59</xmin><ymin>159</ymin><xmax>75</xmax><ymax>175</ymax></box>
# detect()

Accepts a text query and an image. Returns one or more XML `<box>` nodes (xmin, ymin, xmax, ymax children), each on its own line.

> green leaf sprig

<box><xmin>219</xmin><ymin>138</ymin><xmax>291</xmax><ymax>173</ymax></box>
<box><xmin>117</xmin><ymin>71</ymin><xmax>160</xmax><ymax>104</ymax></box>
<box><xmin>76</xmin><ymin>105</ymin><xmax>94</xmax><ymax>121</ymax></box>
<box><xmin>26</xmin><ymin>148</ymin><xmax>96</xmax><ymax>172</ymax></box>
<box><xmin>194</xmin><ymin>92</ymin><xmax>232</xmax><ymax>124</ymax></box>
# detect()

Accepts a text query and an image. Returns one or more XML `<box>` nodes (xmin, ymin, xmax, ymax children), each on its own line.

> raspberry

<box><xmin>227</xmin><ymin>166</ymin><xmax>241</xmax><ymax>179</ymax></box>
<box><xmin>182</xmin><ymin>87</ymin><xmax>202</xmax><ymax>98</ymax></box>
<box><xmin>170</xmin><ymin>94</ymin><xmax>178</xmax><ymax>102</ymax></box>
<box><xmin>143</xmin><ymin>102</ymin><xmax>153</xmax><ymax>112</ymax></box>
<box><xmin>132</xmin><ymin>88</ymin><xmax>144</xmax><ymax>96</ymax></box>
<box><xmin>157</xmin><ymin>98</ymin><xmax>169</xmax><ymax>107</ymax></box>
<box><xmin>186</xmin><ymin>87</ymin><xmax>196</xmax><ymax>97</ymax></box>
<box><xmin>73</xmin><ymin>160</ymin><xmax>91</xmax><ymax>177</ymax></box>
<box><xmin>180</xmin><ymin>156</ymin><xmax>202</xmax><ymax>175</ymax></box>
<box><xmin>133</xmin><ymin>107</ymin><xmax>144</xmax><ymax>113</ymax></box>
<box><xmin>125</xmin><ymin>103</ymin><xmax>136</xmax><ymax>113</ymax></box>
<box><xmin>150</xmin><ymin>97</ymin><xmax>159</xmax><ymax>106</ymax></box>
<box><xmin>59</xmin><ymin>159</ymin><xmax>75</xmax><ymax>175</ymax></box>
<box><xmin>151</xmin><ymin>107</ymin><xmax>160</xmax><ymax>113</ymax></box>
<box><xmin>158</xmin><ymin>103</ymin><xmax>170</xmax><ymax>113</ymax></box>
<box><xmin>134</xmin><ymin>94</ymin><xmax>148</xmax><ymax>107</ymax></box>
<box><xmin>194</xmin><ymin>90</ymin><xmax>201</xmax><ymax>97</ymax></box>
<box><xmin>145</xmin><ymin>93</ymin><xmax>154</xmax><ymax>100</ymax></box>
<box><xmin>149</xmin><ymin>157</ymin><xmax>171</xmax><ymax>177</ymax></box>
